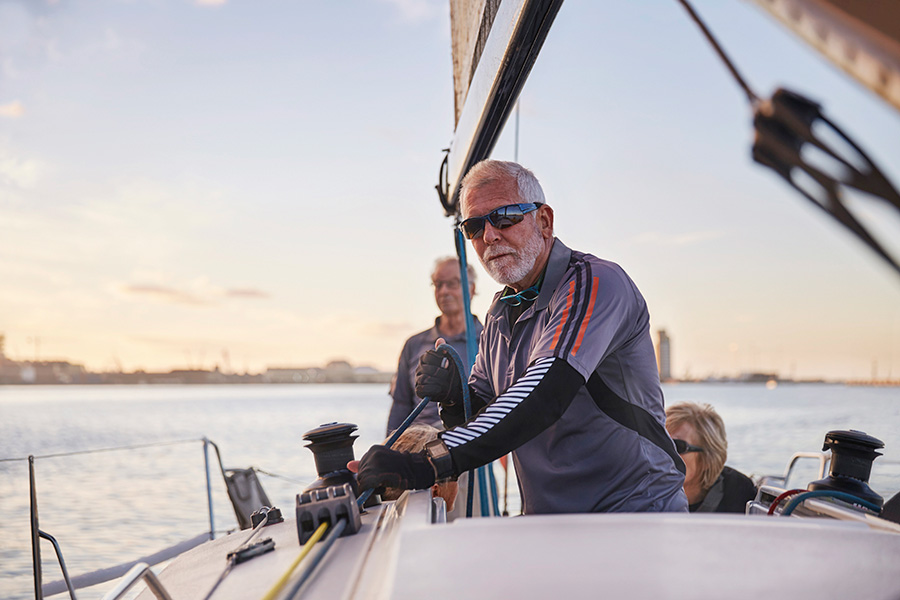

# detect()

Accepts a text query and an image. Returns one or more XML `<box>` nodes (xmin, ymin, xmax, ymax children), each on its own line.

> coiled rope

<box><xmin>780</xmin><ymin>490</ymin><xmax>883</xmax><ymax>516</ymax></box>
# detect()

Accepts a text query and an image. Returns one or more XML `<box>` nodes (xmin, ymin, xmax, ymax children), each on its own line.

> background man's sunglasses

<box><xmin>673</xmin><ymin>439</ymin><xmax>704</xmax><ymax>454</ymax></box>
<box><xmin>458</xmin><ymin>203</ymin><xmax>541</xmax><ymax>239</ymax></box>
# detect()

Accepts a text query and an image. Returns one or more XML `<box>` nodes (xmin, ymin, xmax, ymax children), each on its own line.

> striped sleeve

<box><xmin>439</xmin><ymin>356</ymin><xmax>585</xmax><ymax>474</ymax></box>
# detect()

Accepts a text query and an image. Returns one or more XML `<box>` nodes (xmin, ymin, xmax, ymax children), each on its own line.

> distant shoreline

<box><xmin>0</xmin><ymin>358</ymin><xmax>393</xmax><ymax>386</ymax></box>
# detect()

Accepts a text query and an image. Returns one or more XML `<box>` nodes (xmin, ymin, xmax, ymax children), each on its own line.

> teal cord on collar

<box><xmin>499</xmin><ymin>272</ymin><xmax>545</xmax><ymax>306</ymax></box>
<box><xmin>499</xmin><ymin>285</ymin><xmax>539</xmax><ymax>306</ymax></box>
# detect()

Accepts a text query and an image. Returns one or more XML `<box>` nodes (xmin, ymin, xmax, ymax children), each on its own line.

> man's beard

<box><xmin>479</xmin><ymin>224</ymin><xmax>544</xmax><ymax>286</ymax></box>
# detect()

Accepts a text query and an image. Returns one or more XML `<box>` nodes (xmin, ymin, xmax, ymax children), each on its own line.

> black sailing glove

<box><xmin>415</xmin><ymin>348</ymin><xmax>463</xmax><ymax>407</ymax></box>
<box><xmin>356</xmin><ymin>445</ymin><xmax>436</xmax><ymax>495</ymax></box>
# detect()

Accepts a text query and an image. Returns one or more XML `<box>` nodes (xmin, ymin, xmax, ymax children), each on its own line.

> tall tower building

<box><xmin>656</xmin><ymin>329</ymin><xmax>672</xmax><ymax>381</ymax></box>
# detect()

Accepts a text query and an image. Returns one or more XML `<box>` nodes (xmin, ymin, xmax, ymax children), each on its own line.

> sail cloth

<box><xmin>749</xmin><ymin>0</ymin><xmax>900</xmax><ymax>113</ymax></box>
<box><xmin>442</xmin><ymin>0</ymin><xmax>564</xmax><ymax>216</ymax></box>
<box><xmin>451</xmin><ymin>0</ymin><xmax>501</xmax><ymax>126</ymax></box>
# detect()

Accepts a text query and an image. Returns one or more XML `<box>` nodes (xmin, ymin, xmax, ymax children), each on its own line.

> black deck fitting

<box><xmin>296</xmin><ymin>483</ymin><xmax>362</xmax><ymax>545</ymax></box>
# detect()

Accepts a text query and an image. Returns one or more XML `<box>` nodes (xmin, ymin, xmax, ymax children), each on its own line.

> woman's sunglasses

<box><xmin>458</xmin><ymin>203</ymin><xmax>541</xmax><ymax>239</ymax></box>
<box><xmin>673</xmin><ymin>439</ymin><xmax>705</xmax><ymax>454</ymax></box>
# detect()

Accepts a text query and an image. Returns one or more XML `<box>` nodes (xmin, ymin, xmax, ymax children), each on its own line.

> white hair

<box><xmin>432</xmin><ymin>256</ymin><xmax>476</xmax><ymax>287</ymax></box>
<box><xmin>460</xmin><ymin>160</ymin><xmax>547</xmax><ymax>209</ymax></box>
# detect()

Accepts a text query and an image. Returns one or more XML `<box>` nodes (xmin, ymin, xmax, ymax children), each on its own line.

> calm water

<box><xmin>1</xmin><ymin>383</ymin><xmax>899</xmax><ymax>599</ymax></box>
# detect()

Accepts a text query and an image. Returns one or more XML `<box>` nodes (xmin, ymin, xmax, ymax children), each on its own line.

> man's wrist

<box><xmin>424</xmin><ymin>438</ymin><xmax>456</xmax><ymax>481</ymax></box>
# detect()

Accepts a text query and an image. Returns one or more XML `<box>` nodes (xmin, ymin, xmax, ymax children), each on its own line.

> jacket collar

<box><xmin>535</xmin><ymin>238</ymin><xmax>571</xmax><ymax>312</ymax></box>
<box><xmin>486</xmin><ymin>237</ymin><xmax>571</xmax><ymax>316</ymax></box>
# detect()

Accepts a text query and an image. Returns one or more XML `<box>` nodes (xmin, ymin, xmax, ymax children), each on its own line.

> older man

<box><xmin>357</xmin><ymin>160</ymin><xmax>687</xmax><ymax>514</ymax></box>
<box><xmin>385</xmin><ymin>257</ymin><xmax>482</xmax><ymax>434</ymax></box>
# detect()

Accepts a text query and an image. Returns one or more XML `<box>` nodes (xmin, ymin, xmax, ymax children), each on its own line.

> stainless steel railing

<box><xmin>100</xmin><ymin>563</ymin><xmax>173</xmax><ymax>600</ymax></box>
<box><xmin>16</xmin><ymin>438</ymin><xmax>216</xmax><ymax>600</ymax></box>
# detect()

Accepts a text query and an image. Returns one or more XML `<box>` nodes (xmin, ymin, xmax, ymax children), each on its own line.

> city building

<box><xmin>656</xmin><ymin>329</ymin><xmax>672</xmax><ymax>382</ymax></box>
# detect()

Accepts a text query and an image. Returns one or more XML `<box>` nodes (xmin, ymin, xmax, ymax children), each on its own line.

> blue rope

<box><xmin>477</xmin><ymin>464</ymin><xmax>490</xmax><ymax>516</ymax></box>
<box><xmin>355</xmin><ymin>342</ymin><xmax>471</xmax><ymax>508</ymax></box>
<box><xmin>780</xmin><ymin>490</ymin><xmax>882</xmax><ymax>516</ymax></box>
<box><xmin>454</xmin><ymin>228</ymin><xmax>479</xmax><ymax>371</ymax></box>
<box><xmin>385</xmin><ymin>398</ymin><xmax>432</xmax><ymax>448</ymax></box>
<box><xmin>486</xmin><ymin>461</ymin><xmax>501</xmax><ymax>516</ymax></box>
<box><xmin>353</xmin><ymin>332</ymin><xmax>493</xmax><ymax>519</ymax></box>
<box><xmin>356</xmin><ymin>395</ymin><xmax>432</xmax><ymax>508</ymax></box>
<box><xmin>434</xmin><ymin>343</ymin><xmax>494</xmax><ymax>518</ymax></box>
<box><xmin>435</xmin><ymin>343</ymin><xmax>470</xmax><ymax>417</ymax></box>
<box><xmin>454</xmin><ymin>228</ymin><xmax>500</xmax><ymax>517</ymax></box>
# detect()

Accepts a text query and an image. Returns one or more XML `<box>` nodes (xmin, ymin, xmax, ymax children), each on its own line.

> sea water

<box><xmin>1</xmin><ymin>383</ymin><xmax>898</xmax><ymax>599</ymax></box>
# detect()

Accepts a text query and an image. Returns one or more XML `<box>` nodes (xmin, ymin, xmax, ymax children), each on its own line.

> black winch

<box><xmin>301</xmin><ymin>422</ymin><xmax>359</xmax><ymax>495</ymax></box>
<box><xmin>808</xmin><ymin>429</ymin><xmax>884</xmax><ymax>508</ymax></box>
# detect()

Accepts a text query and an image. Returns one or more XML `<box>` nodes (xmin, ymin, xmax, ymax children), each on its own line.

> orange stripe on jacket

<box><xmin>552</xmin><ymin>281</ymin><xmax>575</xmax><ymax>349</ymax></box>
<box><xmin>571</xmin><ymin>276</ymin><xmax>599</xmax><ymax>356</ymax></box>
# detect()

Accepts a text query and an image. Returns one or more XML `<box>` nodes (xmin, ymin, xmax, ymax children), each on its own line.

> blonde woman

<box><xmin>665</xmin><ymin>402</ymin><xmax>756</xmax><ymax>513</ymax></box>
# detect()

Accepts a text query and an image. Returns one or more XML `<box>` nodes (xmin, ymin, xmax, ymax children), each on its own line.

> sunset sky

<box><xmin>1</xmin><ymin>0</ymin><xmax>899</xmax><ymax>380</ymax></box>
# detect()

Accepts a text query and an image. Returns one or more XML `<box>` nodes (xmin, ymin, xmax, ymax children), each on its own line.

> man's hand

<box><xmin>415</xmin><ymin>339</ymin><xmax>462</xmax><ymax>406</ymax></box>
<box><xmin>353</xmin><ymin>445</ymin><xmax>436</xmax><ymax>494</ymax></box>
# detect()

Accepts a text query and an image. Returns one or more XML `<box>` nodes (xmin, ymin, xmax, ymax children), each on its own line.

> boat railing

<box><xmin>756</xmin><ymin>450</ymin><xmax>831</xmax><ymax>489</ymax></box>
<box><xmin>99</xmin><ymin>562</ymin><xmax>173</xmax><ymax>600</ymax></box>
<box><xmin>12</xmin><ymin>437</ymin><xmax>220</xmax><ymax>599</ymax></box>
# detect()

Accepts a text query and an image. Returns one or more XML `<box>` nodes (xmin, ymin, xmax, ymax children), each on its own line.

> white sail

<box><xmin>450</xmin><ymin>0</ymin><xmax>499</xmax><ymax>126</ymax></box>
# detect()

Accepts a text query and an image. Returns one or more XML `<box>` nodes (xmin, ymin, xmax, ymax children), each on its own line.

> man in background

<box><xmin>386</xmin><ymin>257</ymin><xmax>482</xmax><ymax>434</ymax></box>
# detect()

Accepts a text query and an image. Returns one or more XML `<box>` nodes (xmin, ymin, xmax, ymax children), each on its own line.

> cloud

<box><xmin>633</xmin><ymin>230</ymin><xmax>725</xmax><ymax>246</ymax></box>
<box><xmin>0</xmin><ymin>152</ymin><xmax>41</xmax><ymax>188</ymax></box>
<box><xmin>380</xmin><ymin>0</ymin><xmax>441</xmax><ymax>23</ymax></box>
<box><xmin>117</xmin><ymin>284</ymin><xmax>211</xmax><ymax>306</ymax></box>
<box><xmin>115</xmin><ymin>280</ymin><xmax>271</xmax><ymax>306</ymax></box>
<box><xmin>226</xmin><ymin>288</ymin><xmax>271</xmax><ymax>299</ymax></box>
<box><xmin>195</xmin><ymin>0</ymin><xmax>227</xmax><ymax>6</ymax></box>
<box><xmin>0</xmin><ymin>101</ymin><xmax>24</xmax><ymax>118</ymax></box>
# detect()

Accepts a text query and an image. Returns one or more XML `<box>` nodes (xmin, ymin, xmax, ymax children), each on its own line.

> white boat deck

<box><xmin>139</xmin><ymin>490</ymin><xmax>900</xmax><ymax>600</ymax></box>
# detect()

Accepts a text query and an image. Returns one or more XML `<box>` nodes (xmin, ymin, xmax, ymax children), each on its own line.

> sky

<box><xmin>1</xmin><ymin>0</ymin><xmax>898</xmax><ymax>380</ymax></box>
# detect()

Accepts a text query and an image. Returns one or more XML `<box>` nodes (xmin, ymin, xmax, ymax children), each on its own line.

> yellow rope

<box><xmin>260</xmin><ymin>522</ymin><xmax>329</xmax><ymax>600</ymax></box>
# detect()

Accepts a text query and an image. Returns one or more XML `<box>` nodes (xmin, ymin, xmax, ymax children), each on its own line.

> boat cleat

<box><xmin>250</xmin><ymin>505</ymin><xmax>284</xmax><ymax>528</ymax></box>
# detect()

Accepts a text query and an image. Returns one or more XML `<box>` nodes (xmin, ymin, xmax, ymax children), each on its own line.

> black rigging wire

<box><xmin>675</xmin><ymin>0</ymin><xmax>760</xmax><ymax>105</ymax></box>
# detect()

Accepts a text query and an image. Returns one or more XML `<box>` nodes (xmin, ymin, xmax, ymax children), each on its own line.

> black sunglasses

<box><xmin>673</xmin><ymin>439</ymin><xmax>704</xmax><ymax>455</ymax></box>
<box><xmin>458</xmin><ymin>203</ymin><xmax>541</xmax><ymax>240</ymax></box>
